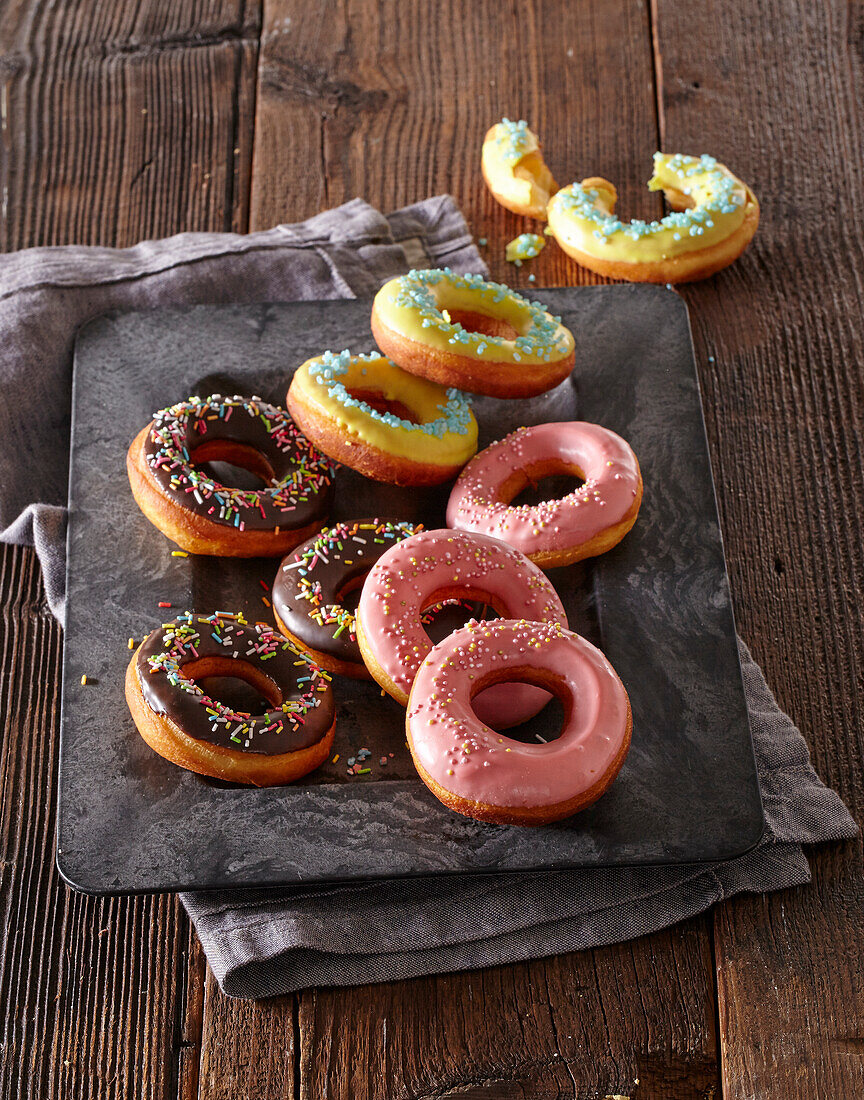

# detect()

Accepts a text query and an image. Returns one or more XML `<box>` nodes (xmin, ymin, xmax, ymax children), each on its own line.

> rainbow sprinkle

<box><xmin>145</xmin><ymin>611</ymin><xmax>331</xmax><ymax>746</ymax></box>
<box><xmin>145</xmin><ymin>394</ymin><xmax>335</xmax><ymax>529</ymax></box>
<box><xmin>285</xmin><ymin>520</ymin><xmax>423</xmax><ymax>643</ymax></box>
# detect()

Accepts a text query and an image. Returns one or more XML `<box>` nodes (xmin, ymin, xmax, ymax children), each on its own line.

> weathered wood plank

<box><xmin>0</xmin><ymin>3</ymin><xmax>261</xmax><ymax>1097</ymax></box>
<box><xmin>198</xmin><ymin>973</ymin><xmax>297</xmax><ymax>1100</ymax></box>
<box><xmin>654</xmin><ymin>0</ymin><xmax>864</xmax><ymax>1096</ymax></box>
<box><xmin>193</xmin><ymin>3</ymin><xmax>720</xmax><ymax>1098</ymax></box>
<box><xmin>0</xmin><ymin>544</ymin><xmax>203</xmax><ymax>1100</ymax></box>
<box><xmin>0</xmin><ymin>0</ymin><xmax>260</xmax><ymax>247</ymax></box>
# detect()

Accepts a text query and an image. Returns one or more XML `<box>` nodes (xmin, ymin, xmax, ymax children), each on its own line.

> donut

<box><xmin>407</xmin><ymin>619</ymin><xmax>631</xmax><ymax>825</ymax></box>
<box><xmin>546</xmin><ymin>153</ymin><xmax>759</xmax><ymax>284</ymax></box>
<box><xmin>356</xmin><ymin>528</ymin><xmax>565</xmax><ymax>729</ymax></box>
<box><xmin>370</xmin><ymin>269</ymin><xmax>575</xmax><ymax>398</ymax></box>
<box><xmin>127</xmin><ymin>394</ymin><xmax>335</xmax><ymax>556</ymax></box>
<box><xmin>481</xmin><ymin>118</ymin><xmax>558</xmax><ymax>220</ymax></box>
<box><xmin>447</xmin><ymin>422</ymin><xmax>643</xmax><ymax>568</ymax></box>
<box><xmin>286</xmin><ymin>351</ymin><xmax>478</xmax><ymax>485</ymax></box>
<box><xmin>272</xmin><ymin>518</ymin><xmax>425</xmax><ymax>677</ymax></box>
<box><xmin>125</xmin><ymin>612</ymin><xmax>335</xmax><ymax>786</ymax></box>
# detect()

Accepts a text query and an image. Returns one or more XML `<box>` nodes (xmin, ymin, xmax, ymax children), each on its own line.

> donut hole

<box><xmin>189</xmin><ymin>440</ymin><xmax>276</xmax><ymax>490</ymax></box>
<box><xmin>418</xmin><ymin>588</ymin><xmax>507</xmax><ymax>645</ymax></box>
<box><xmin>663</xmin><ymin>186</ymin><xmax>696</xmax><ymax>212</ymax></box>
<box><xmin>445</xmin><ymin>309</ymin><xmax>519</xmax><ymax>342</ymax></box>
<box><xmin>470</xmin><ymin>669</ymin><xmax>570</xmax><ymax>742</ymax></box>
<box><xmin>197</xmin><ymin>461</ymin><xmax>268</xmax><ymax>491</ymax></box>
<box><xmin>483</xmin><ymin>689</ymin><xmax>566</xmax><ymax>744</ymax></box>
<box><xmin>196</xmin><ymin>676</ymin><xmax>275</xmax><ymax>716</ymax></box>
<box><xmin>335</xmin><ymin>572</ymin><xmax>371</xmax><ymax>615</ymax></box>
<box><xmin>179</xmin><ymin>656</ymin><xmax>282</xmax><ymax>716</ymax></box>
<box><xmin>417</xmin><ymin>592</ymin><xmax>556</xmax><ymax>730</ymax></box>
<box><xmin>419</xmin><ymin>597</ymin><xmax>499</xmax><ymax>645</ymax></box>
<box><xmin>500</xmin><ymin>461</ymin><xmax>586</xmax><ymax>508</ymax></box>
<box><xmin>345</xmin><ymin>389</ymin><xmax>421</xmax><ymax>424</ymax></box>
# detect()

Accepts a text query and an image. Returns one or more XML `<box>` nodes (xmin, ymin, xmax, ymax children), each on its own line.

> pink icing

<box><xmin>407</xmin><ymin>619</ymin><xmax>630</xmax><ymax>810</ymax></box>
<box><xmin>446</xmin><ymin>422</ymin><xmax>641</xmax><ymax>558</ymax></box>
<box><xmin>357</xmin><ymin>529</ymin><xmax>566</xmax><ymax>727</ymax></box>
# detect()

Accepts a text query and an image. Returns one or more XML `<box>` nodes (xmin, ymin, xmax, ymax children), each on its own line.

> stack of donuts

<box><xmin>125</xmin><ymin>268</ymin><xmax>642</xmax><ymax>826</ymax></box>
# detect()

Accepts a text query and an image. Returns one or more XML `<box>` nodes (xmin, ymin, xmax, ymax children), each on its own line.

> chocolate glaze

<box><xmin>142</xmin><ymin>394</ymin><xmax>335</xmax><ymax>532</ymax></box>
<box><xmin>271</xmin><ymin>519</ymin><xmax>424</xmax><ymax>664</ymax></box>
<box><xmin>136</xmin><ymin>613</ymin><xmax>334</xmax><ymax>755</ymax></box>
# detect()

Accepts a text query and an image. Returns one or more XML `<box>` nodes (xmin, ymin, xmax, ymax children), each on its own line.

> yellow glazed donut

<box><xmin>371</xmin><ymin>269</ymin><xmax>575</xmax><ymax>399</ymax></box>
<box><xmin>481</xmin><ymin>118</ymin><xmax>558</xmax><ymax>220</ymax></box>
<box><xmin>286</xmin><ymin>350</ymin><xmax>478</xmax><ymax>485</ymax></box>
<box><xmin>546</xmin><ymin>153</ymin><xmax>759</xmax><ymax>284</ymax></box>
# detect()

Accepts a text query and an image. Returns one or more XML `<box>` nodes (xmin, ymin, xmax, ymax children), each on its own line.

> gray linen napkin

<box><xmin>0</xmin><ymin>196</ymin><xmax>855</xmax><ymax>998</ymax></box>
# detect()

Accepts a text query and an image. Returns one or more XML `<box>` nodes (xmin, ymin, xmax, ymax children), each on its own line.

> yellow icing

<box><xmin>291</xmin><ymin>352</ymin><xmax>478</xmax><ymax>466</ymax></box>
<box><xmin>547</xmin><ymin>153</ymin><xmax>756</xmax><ymax>265</ymax></box>
<box><xmin>505</xmin><ymin>233</ymin><xmax>545</xmax><ymax>263</ymax></box>
<box><xmin>481</xmin><ymin>120</ymin><xmax>557</xmax><ymax>219</ymax></box>
<box><xmin>373</xmin><ymin>270</ymin><xmax>574</xmax><ymax>366</ymax></box>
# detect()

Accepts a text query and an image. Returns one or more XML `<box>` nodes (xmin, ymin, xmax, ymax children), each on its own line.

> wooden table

<box><xmin>2</xmin><ymin>2</ymin><xmax>862</xmax><ymax>1097</ymax></box>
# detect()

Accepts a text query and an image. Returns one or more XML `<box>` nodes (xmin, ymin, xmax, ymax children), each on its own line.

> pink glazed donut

<box><xmin>355</xmin><ymin>529</ymin><xmax>565</xmax><ymax>729</ymax></box>
<box><xmin>406</xmin><ymin>619</ymin><xmax>632</xmax><ymax>825</ymax></box>
<box><xmin>446</xmin><ymin>422</ymin><xmax>643</xmax><ymax>568</ymax></box>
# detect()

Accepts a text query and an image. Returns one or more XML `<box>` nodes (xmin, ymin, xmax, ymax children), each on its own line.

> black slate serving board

<box><xmin>58</xmin><ymin>286</ymin><xmax>764</xmax><ymax>894</ymax></box>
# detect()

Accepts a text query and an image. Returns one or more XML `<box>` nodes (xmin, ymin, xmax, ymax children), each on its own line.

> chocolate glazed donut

<box><xmin>271</xmin><ymin>519</ymin><xmax>425</xmax><ymax>677</ymax></box>
<box><xmin>127</xmin><ymin>394</ymin><xmax>336</xmax><ymax>557</ymax></box>
<box><xmin>125</xmin><ymin>612</ymin><xmax>335</xmax><ymax>786</ymax></box>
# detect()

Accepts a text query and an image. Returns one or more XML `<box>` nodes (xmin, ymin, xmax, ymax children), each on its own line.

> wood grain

<box><xmin>0</xmin><ymin>545</ymin><xmax>202</xmax><ymax>1100</ymax></box>
<box><xmin>0</xmin><ymin>2</ymin><xmax>261</xmax><ymax>1097</ymax></box>
<box><xmin>0</xmin><ymin>0</ymin><xmax>260</xmax><ymax>247</ymax></box>
<box><xmin>198</xmin><ymin>973</ymin><xmax>296</xmax><ymax>1100</ymax></box>
<box><xmin>190</xmin><ymin>3</ymin><xmax>720</xmax><ymax>1098</ymax></box>
<box><xmin>653</xmin><ymin>0</ymin><xmax>864</xmax><ymax>1096</ymax></box>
